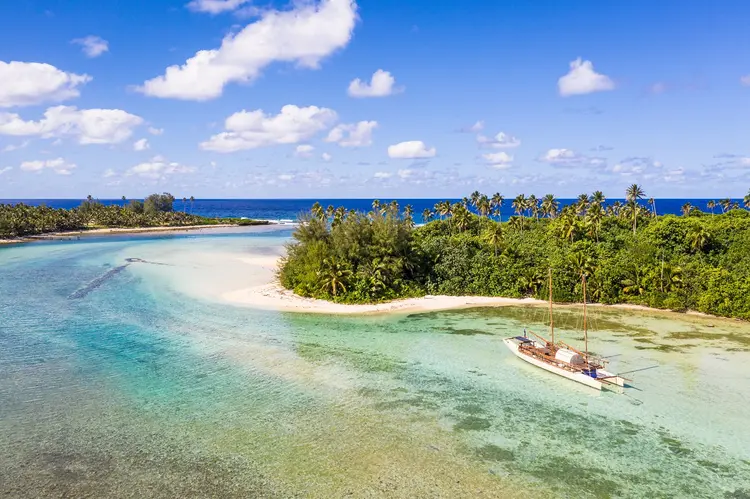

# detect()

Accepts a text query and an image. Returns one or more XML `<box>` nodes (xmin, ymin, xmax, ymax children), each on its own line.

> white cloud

<box><xmin>200</xmin><ymin>104</ymin><xmax>336</xmax><ymax>152</ymax></box>
<box><xmin>148</xmin><ymin>127</ymin><xmax>164</xmax><ymax>135</ymax></box>
<box><xmin>0</xmin><ymin>106</ymin><xmax>143</xmax><ymax>144</ymax></box>
<box><xmin>103</xmin><ymin>168</ymin><xmax>117</xmax><ymax>178</ymax></box>
<box><xmin>278</xmin><ymin>173</ymin><xmax>294</xmax><ymax>181</ymax></box>
<box><xmin>387</xmin><ymin>140</ymin><xmax>436</xmax><ymax>159</ymax></box>
<box><xmin>2</xmin><ymin>140</ymin><xmax>30</xmax><ymax>152</ymax></box>
<box><xmin>611</xmin><ymin>156</ymin><xmax>663</xmax><ymax>176</ymax></box>
<box><xmin>127</xmin><ymin>156</ymin><xmax>195</xmax><ymax>179</ymax></box>
<box><xmin>186</xmin><ymin>0</ymin><xmax>250</xmax><ymax>14</ymax></box>
<box><xmin>741</xmin><ymin>75</ymin><xmax>750</xmax><ymax>87</ymax></box>
<box><xmin>477</xmin><ymin>131</ymin><xmax>521</xmax><ymax>149</ymax></box>
<box><xmin>137</xmin><ymin>0</ymin><xmax>357</xmax><ymax>101</ymax></box>
<box><xmin>0</xmin><ymin>166</ymin><xmax>11</xmax><ymax>175</ymax></box>
<box><xmin>483</xmin><ymin>151</ymin><xmax>513</xmax><ymax>168</ymax></box>
<box><xmin>347</xmin><ymin>69</ymin><xmax>400</xmax><ymax>98</ymax></box>
<box><xmin>321</xmin><ymin>152</ymin><xmax>332</xmax><ymax>161</ymax></box>
<box><xmin>558</xmin><ymin>58</ymin><xmax>615</xmax><ymax>97</ymax></box>
<box><xmin>20</xmin><ymin>157</ymin><xmax>76</xmax><ymax>175</ymax></box>
<box><xmin>539</xmin><ymin>148</ymin><xmax>606</xmax><ymax>168</ymax></box>
<box><xmin>374</xmin><ymin>171</ymin><xmax>392</xmax><ymax>178</ymax></box>
<box><xmin>295</xmin><ymin>144</ymin><xmax>315</xmax><ymax>158</ymax></box>
<box><xmin>72</xmin><ymin>36</ymin><xmax>109</xmax><ymax>58</ymax></box>
<box><xmin>0</xmin><ymin>61</ymin><xmax>91</xmax><ymax>108</ymax></box>
<box><xmin>397</xmin><ymin>169</ymin><xmax>413</xmax><ymax>179</ymax></box>
<box><xmin>133</xmin><ymin>138</ymin><xmax>150</xmax><ymax>151</ymax></box>
<box><xmin>325</xmin><ymin>121</ymin><xmax>377</xmax><ymax>147</ymax></box>
<box><xmin>470</xmin><ymin>121</ymin><xmax>484</xmax><ymax>132</ymax></box>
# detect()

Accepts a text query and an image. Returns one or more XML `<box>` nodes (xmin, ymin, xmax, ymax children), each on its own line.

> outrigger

<box><xmin>503</xmin><ymin>270</ymin><xmax>627</xmax><ymax>392</ymax></box>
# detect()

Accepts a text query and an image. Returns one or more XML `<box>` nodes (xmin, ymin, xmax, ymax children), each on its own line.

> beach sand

<box><xmin>222</xmin><ymin>255</ymin><xmax>734</xmax><ymax>320</ymax></box>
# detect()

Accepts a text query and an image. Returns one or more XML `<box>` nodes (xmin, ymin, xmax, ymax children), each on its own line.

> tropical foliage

<box><xmin>280</xmin><ymin>187</ymin><xmax>750</xmax><ymax>320</ymax></box>
<box><xmin>0</xmin><ymin>193</ymin><xmax>266</xmax><ymax>239</ymax></box>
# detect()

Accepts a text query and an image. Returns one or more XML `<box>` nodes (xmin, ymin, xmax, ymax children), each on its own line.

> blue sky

<box><xmin>1</xmin><ymin>0</ymin><xmax>749</xmax><ymax>199</ymax></box>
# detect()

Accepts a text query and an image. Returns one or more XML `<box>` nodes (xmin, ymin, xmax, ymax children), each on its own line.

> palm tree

<box><xmin>436</xmin><ymin>201</ymin><xmax>452</xmax><ymax>219</ymax></box>
<box><xmin>189</xmin><ymin>196</ymin><xmax>195</xmax><ymax>214</ymax></box>
<box><xmin>317</xmin><ymin>257</ymin><xmax>352</xmax><ymax>297</ymax></box>
<box><xmin>311</xmin><ymin>202</ymin><xmax>325</xmax><ymax>220</ymax></box>
<box><xmin>591</xmin><ymin>191</ymin><xmax>606</xmax><ymax>206</ymax></box>
<box><xmin>540</xmin><ymin>194</ymin><xmax>559</xmax><ymax>219</ymax></box>
<box><xmin>512</xmin><ymin>194</ymin><xmax>527</xmax><ymax>229</ymax></box>
<box><xmin>476</xmin><ymin>195</ymin><xmax>491</xmax><ymax>217</ymax></box>
<box><xmin>658</xmin><ymin>262</ymin><xmax>682</xmax><ymax>293</ymax></box>
<box><xmin>681</xmin><ymin>202</ymin><xmax>693</xmax><ymax>217</ymax></box>
<box><xmin>707</xmin><ymin>200</ymin><xmax>716</xmax><ymax>216</ymax></box>
<box><xmin>625</xmin><ymin>184</ymin><xmax>645</xmax><ymax>234</ymax></box>
<box><xmin>372</xmin><ymin>199</ymin><xmax>381</xmax><ymax>213</ymax></box>
<box><xmin>490</xmin><ymin>193</ymin><xmax>504</xmax><ymax>219</ymax></box>
<box><xmin>452</xmin><ymin>203</ymin><xmax>471</xmax><ymax>232</ymax></box>
<box><xmin>720</xmin><ymin>198</ymin><xmax>732</xmax><ymax>213</ymax></box>
<box><xmin>586</xmin><ymin>203</ymin><xmax>604</xmax><ymax>242</ymax></box>
<box><xmin>744</xmin><ymin>190</ymin><xmax>750</xmax><ymax>210</ymax></box>
<box><xmin>121</xmin><ymin>195</ymin><xmax>127</xmax><ymax>204</ymax></box>
<box><xmin>569</xmin><ymin>250</ymin><xmax>595</xmax><ymax>279</ymax></box>
<box><xmin>422</xmin><ymin>208</ymin><xmax>432</xmax><ymax>223</ymax></box>
<box><xmin>576</xmin><ymin>193</ymin><xmax>590</xmax><ymax>215</ymax></box>
<box><xmin>483</xmin><ymin>223</ymin><xmax>504</xmax><ymax>256</ymax></box>
<box><xmin>648</xmin><ymin>197</ymin><xmax>656</xmax><ymax>217</ymax></box>
<box><xmin>182</xmin><ymin>197</ymin><xmax>188</xmax><ymax>213</ymax></box>
<box><xmin>507</xmin><ymin>216</ymin><xmax>523</xmax><ymax>232</ymax></box>
<box><xmin>470</xmin><ymin>191</ymin><xmax>482</xmax><ymax>210</ymax></box>
<box><xmin>527</xmin><ymin>195</ymin><xmax>539</xmax><ymax>220</ymax></box>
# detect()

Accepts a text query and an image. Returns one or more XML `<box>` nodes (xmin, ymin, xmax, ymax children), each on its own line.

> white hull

<box><xmin>503</xmin><ymin>337</ymin><xmax>624</xmax><ymax>392</ymax></box>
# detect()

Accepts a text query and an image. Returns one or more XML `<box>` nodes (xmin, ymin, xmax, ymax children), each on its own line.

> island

<box><xmin>0</xmin><ymin>193</ymin><xmax>269</xmax><ymax>243</ymax></box>
<box><xmin>278</xmin><ymin>185</ymin><xmax>750</xmax><ymax>321</ymax></box>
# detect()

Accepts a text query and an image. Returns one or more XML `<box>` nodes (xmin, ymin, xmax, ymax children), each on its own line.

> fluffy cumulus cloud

<box><xmin>477</xmin><ymin>132</ymin><xmax>521</xmax><ymax>149</ymax></box>
<box><xmin>133</xmin><ymin>138</ymin><xmax>150</xmax><ymax>151</ymax></box>
<box><xmin>558</xmin><ymin>58</ymin><xmax>615</xmax><ymax>97</ymax></box>
<box><xmin>373</xmin><ymin>171</ymin><xmax>392</xmax><ymax>179</ymax></box>
<box><xmin>0</xmin><ymin>167</ymin><xmax>12</xmax><ymax>175</ymax></box>
<box><xmin>201</xmin><ymin>105</ymin><xmax>337</xmax><ymax>152</ymax></box>
<box><xmin>127</xmin><ymin>155</ymin><xmax>195</xmax><ymax>179</ymax></box>
<box><xmin>295</xmin><ymin>144</ymin><xmax>315</xmax><ymax>158</ymax></box>
<box><xmin>539</xmin><ymin>148</ymin><xmax>605</xmax><ymax>167</ymax></box>
<box><xmin>347</xmin><ymin>69</ymin><xmax>400</xmax><ymax>98</ymax></box>
<box><xmin>482</xmin><ymin>151</ymin><xmax>513</xmax><ymax>168</ymax></box>
<box><xmin>388</xmin><ymin>141</ymin><xmax>436</xmax><ymax>159</ymax></box>
<box><xmin>71</xmin><ymin>36</ymin><xmax>109</xmax><ymax>58</ymax></box>
<box><xmin>186</xmin><ymin>0</ymin><xmax>251</xmax><ymax>14</ymax></box>
<box><xmin>148</xmin><ymin>127</ymin><xmax>164</xmax><ymax>135</ymax></box>
<box><xmin>20</xmin><ymin>157</ymin><xmax>76</xmax><ymax>175</ymax></box>
<box><xmin>321</xmin><ymin>152</ymin><xmax>332</xmax><ymax>161</ymax></box>
<box><xmin>0</xmin><ymin>61</ymin><xmax>91</xmax><ymax>108</ymax></box>
<box><xmin>138</xmin><ymin>0</ymin><xmax>357</xmax><ymax>101</ymax></box>
<box><xmin>612</xmin><ymin>157</ymin><xmax>663</xmax><ymax>176</ymax></box>
<box><xmin>325</xmin><ymin>121</ymin><xmax>377</xmax><ymax>147</ymax></box>
<box><xmin>0</xmin><ymin>106</ymin><xmax>143</xmax><ymax>144</ymax></box>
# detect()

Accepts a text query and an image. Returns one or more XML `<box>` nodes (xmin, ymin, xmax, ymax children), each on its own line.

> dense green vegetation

<box><xmin>280</xmin><ymin>187</ymin><xmax>750</xmax><ymax>320</ymax></box>
<box><xmin>0</xmin><ymin>193</ymin><xmax>267</xmax><ymax>239</ymax></box>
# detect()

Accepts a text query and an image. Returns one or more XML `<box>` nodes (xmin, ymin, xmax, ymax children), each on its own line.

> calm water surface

<box><xmin>1</xmin><ymin>229</ymin><xmax>749</xmax><ymax>498</ymax></box>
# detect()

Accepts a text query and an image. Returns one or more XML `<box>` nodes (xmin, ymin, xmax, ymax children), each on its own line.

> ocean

<box><xmin>1</xmin><ymin>198</ymin><xmax>743</xmax><ymax>223</ymax></box>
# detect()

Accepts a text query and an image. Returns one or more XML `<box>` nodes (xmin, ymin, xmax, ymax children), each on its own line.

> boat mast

<box><xmin>548</xmin><ymin>268</ymin><xmax>554</xmax><ymax>345</ymax></box>
<box><xmin>582</xmin><ymin>274</ymin><xmax>588</xmax><ymax>360</ymax></box>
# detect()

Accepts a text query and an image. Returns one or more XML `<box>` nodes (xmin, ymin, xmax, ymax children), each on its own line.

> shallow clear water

<box><xmin>1</xmin><ymin>230</ymin><xmax>749</xmax><ymax>498</ymax></box>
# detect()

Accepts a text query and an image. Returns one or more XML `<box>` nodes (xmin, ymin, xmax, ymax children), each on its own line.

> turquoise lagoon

<box><xmin>1</xmin><ymin>228</ymin><xmax>749</xmax><ymax>498</ymax></box>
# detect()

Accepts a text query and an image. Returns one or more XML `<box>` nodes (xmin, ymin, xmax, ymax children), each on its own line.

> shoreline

<box><xmin>0</xmin><ymin>223</ymin><xmax>278</xmax><ymax>245</ymax></box>
<box><xmin>222</xmin><ymin>257</ymin><xmax>732</xmax><ymax>320</ymax></box>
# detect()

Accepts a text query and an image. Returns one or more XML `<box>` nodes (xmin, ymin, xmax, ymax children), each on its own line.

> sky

<box><xmin>1</xmin><ymin>0</ymin><xmax>749</xmax><ymax>199</ymax></box>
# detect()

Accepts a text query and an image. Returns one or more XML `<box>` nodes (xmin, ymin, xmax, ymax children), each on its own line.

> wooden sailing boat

<box><xmin>503</xmin><ymin>270</ymin><xmax>626</xmax><ymax>391</ymax></box>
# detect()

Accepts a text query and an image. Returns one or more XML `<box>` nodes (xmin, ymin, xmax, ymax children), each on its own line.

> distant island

<box><xmin>279</xmin><ymin>185</ymin><xmax>750</xmax><ymax>321</ymax></box>
<box><xmin>0</xmin><ymin>193</ymin><xmax>268</xmax><ymax>242</ymax></box>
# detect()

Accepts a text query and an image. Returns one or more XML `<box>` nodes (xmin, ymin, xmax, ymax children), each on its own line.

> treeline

<box><xmin>279</xmin><ymin>186</ymin><xmax>750</xmax><ymax>320</ymax></box>
<box><xmin>0</xmin><ymin>193</ymin><xmax>263</xmax><ymax>238</ymax></box>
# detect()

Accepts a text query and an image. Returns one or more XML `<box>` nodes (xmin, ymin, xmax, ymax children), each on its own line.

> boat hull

<box><xmin>503</xmin><ymin>337</ymin><xmax>624</xmax><ymax>391</ymax></box>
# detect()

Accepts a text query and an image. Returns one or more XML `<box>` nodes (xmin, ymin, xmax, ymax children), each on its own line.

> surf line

<box><xmin>68</xmin><ymin>258</ymin><xmax>172</xmax><ymax>299</ymax></box>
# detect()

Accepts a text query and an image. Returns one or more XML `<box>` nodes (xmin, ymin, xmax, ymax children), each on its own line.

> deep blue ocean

<box><xmin>0</xmin><ymin>198</ymin><xmax>742</xmax><ymax>223</ymax></box>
